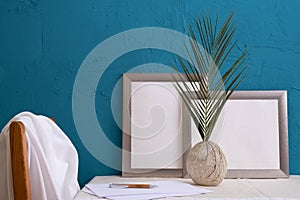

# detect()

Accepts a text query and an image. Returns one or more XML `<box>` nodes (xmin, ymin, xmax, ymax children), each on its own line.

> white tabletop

<box><xmin>74</xmin><ymin>175</ymin><xmax>300</xmax><ymax>200</ymax></box>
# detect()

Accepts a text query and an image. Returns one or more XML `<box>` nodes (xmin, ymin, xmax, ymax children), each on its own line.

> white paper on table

<box><xmin>105</xmin><ymin>192</ymin><xmax>209</xmax><ymax>200</ymax></box>
<box><xmin>82</xmin><ymin>187</ymin><xmax>97</xmax><ymax>196</ymax></box>
<box><xmin>86</xmin><ymin>180</ymin><xmax>211</xmax><ymax>200</ymax></box>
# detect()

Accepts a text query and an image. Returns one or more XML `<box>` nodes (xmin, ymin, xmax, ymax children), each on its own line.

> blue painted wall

<box><xmin>1</xmin><ymin>0</ymin><xmax>300</xmax><ymax>187</ymax></box>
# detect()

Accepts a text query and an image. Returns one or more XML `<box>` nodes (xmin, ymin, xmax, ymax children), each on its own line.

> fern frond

<box><xmin>173</xmin><ymin>12</ymin><xmax>249</xmax><ymax>141</ymax></box>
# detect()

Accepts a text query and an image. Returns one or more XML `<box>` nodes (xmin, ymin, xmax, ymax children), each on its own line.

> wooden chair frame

<box><xmin>10</xmin><ymin>121</ymin><xmax>32</xmax><ymax>200</ymax></box>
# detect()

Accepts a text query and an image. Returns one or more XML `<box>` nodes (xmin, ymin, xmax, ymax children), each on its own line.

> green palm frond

<box><xmin>174</xmin><ymin>12</ymin><xmax>249</xmax><ymax>141</ymax></box>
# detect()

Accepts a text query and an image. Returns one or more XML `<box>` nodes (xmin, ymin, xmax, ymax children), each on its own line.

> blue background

<box><xmin>1</xmin><ymin>0</ymin><xmax>300</xmax><ymax>187</ymax></box>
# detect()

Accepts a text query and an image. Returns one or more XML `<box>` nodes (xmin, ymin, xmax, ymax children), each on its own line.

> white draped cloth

<box><xmin>0</xmin><ymin>112</ymin><xmax>80</xmax><ymax>200</ymax></box>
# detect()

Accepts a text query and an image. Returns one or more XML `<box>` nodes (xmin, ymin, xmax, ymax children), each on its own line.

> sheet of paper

<box><xmin>86</xmin><ymin>180</ymin><xmax>211</xmax><ymax>200</ymax></box>
<box><xmin>105</xmin><ymin>191</ymin><xmax>211</xmax><ymax>200</ymax></box>
<box><xmin>107</xmin><ymin>193</ymin><xmax>203</xmax><ymax>200</ymax></box>
<box><xmin>81</xmin><ymin>187</ymin><xmax>97</xmax><ymax>196</ymax></box>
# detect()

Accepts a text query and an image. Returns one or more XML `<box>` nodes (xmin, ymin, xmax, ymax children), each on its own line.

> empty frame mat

<box><xmin>122</xmin><ymin>73</ymin><xmax>183</xmax><ymax>177</ymax></box>
<box><xmin>187</xmin><ymin>91</ymin><xmax>289</xmax><ymax>178</ymax></box>
<box><xmin>131</xmin><ymin>82</ymin><xmax>182</xmax><ymax>169</ymax></box>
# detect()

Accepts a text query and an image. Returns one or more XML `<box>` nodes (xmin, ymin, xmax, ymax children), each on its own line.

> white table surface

<box><xmin>74</xmin><ymin>175</ymin><xmax>300</xmax><ymax>200</ymax></box>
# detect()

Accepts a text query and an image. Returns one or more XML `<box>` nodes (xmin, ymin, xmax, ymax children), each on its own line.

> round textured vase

<box><xmin>186</xmin><ymin>141</ymin><xmax>227</xmax><ymax>186</ymax></box>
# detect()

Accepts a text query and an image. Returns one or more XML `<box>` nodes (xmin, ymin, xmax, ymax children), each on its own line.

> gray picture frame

<box><xmin>122</xmin><ymin>73</ymin><xmax>185</xmax><ymax>177</ymax></box>
<box><xmin>182</xmin><ymin>91</ymin><xmax>289</xmax><ymax>179</ymax></box>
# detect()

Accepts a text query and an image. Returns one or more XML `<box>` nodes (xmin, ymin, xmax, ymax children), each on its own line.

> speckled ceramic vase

<box><xmin>186</xmin><ymin>141</ymin><xmax>227</xmax><ymax>186</ymax></box>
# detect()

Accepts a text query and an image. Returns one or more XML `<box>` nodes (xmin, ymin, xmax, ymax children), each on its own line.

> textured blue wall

<box><xmin>1</xmin><ymin>0</ymin><xmax>300</xmax><ymax>187</ymax></box>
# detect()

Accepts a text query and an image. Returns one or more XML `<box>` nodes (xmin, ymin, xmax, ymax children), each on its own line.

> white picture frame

<box><xmin>183</xmin><ymin>91</ymin><xmax>289</xmax><ymax>178</ymax></box>
<box><xmin>122</xmin><ymin>73</ymin><xmax>185</xmax><ymax>177</ymax></box>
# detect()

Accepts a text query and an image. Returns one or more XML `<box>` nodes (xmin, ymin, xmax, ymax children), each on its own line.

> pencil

<box><xmin>109</xmin><ymin>183</ymin><xmax>151</xmax><ymax>189</ymax></box>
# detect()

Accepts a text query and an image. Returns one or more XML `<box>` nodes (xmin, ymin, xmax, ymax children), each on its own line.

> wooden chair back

<box><xmin>9</xmin><ymin>118</ymin><xmax>56</xmax><ymax>200</ymax></box>
<box><xmin>9</xmin><ymin>121</ymin><xmax>32</xmax><ymax>200</ymax></box>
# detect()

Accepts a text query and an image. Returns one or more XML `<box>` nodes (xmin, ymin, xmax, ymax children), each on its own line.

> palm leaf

<box><xmin>173</xmin><ymin>12</ymin><xmax>249</xmax><ymax>141</ymax></box>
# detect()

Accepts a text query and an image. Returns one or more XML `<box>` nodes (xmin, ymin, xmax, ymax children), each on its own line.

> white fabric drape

<box><xmin>0</xmin><ymin>112</ymin><xmax>80</xmax><ymax>200</ymax></box>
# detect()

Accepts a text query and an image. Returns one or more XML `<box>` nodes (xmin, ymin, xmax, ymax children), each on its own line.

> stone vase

<box><xmin>186</xmin><ymin>141</ymin><xmax>227</xmax><ymax>186</ymax></box>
